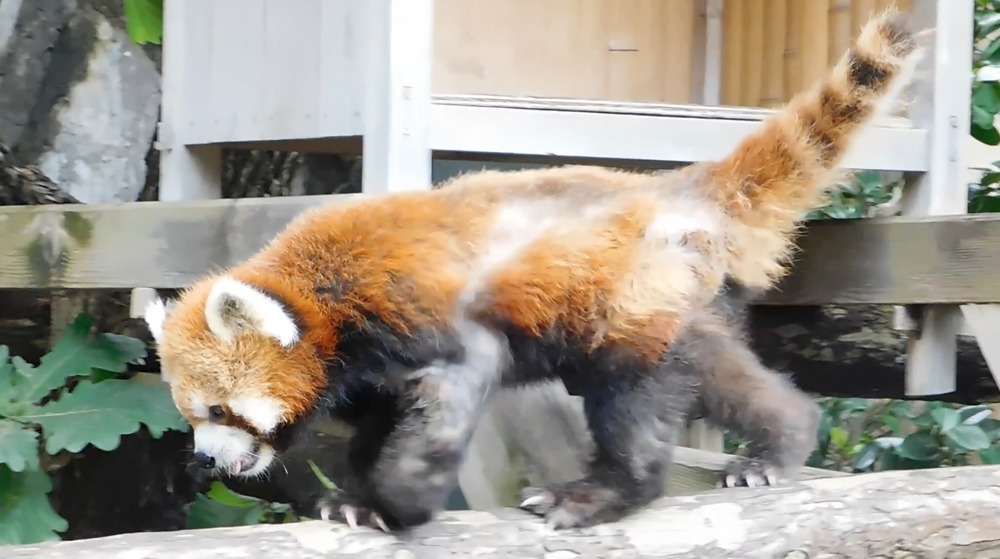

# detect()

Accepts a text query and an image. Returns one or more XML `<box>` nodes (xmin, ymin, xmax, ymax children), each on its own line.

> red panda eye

<box><xmin>208</xmin><ymin>405</ymin><xmax>225</xmax><ymax>421</ymax></box>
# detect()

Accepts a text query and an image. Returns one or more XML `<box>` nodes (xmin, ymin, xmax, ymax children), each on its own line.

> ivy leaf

<box><xmin>851</xmin><ymin>441</ymin><xmax>882</xmax><ymax>471</ymax></box>
<box><xmin>979</xmin><ymin>447</ymin><xmax>1000</xmax><ymax>465</ymax></box>
<box><xmin>11</xmin><ymin>315</ymin><xmax>136</xmax><ymax>405</ymax></box>
<box><xmin>930</xmin><ymin>407</ymin><xmax>961</xmax><ymax>433</ymax></box>
<box><xmin>944</xmin><ymin>425</ymin><xmax>992</xmax><ymax>452</ymax></box>
<box><xmin>895</xmin><ymin>432</ymin><xmax>939</xmax><ymax>461</ymax></box>
<box><xmin>0</xmin><ymin>421</ymin><xmax>39</xmax><ymax>472</ymax></box>
<box><xmin>123</xmin><ymin>0</ymin><xmax>164</xmax><ymax>45</ymax></box>
<box><xmin>959</xmin><ymin>405</ymin><xmax>993</xmax><ymax>426</ymax></box>
<box><xmin>19</xmin><ymin>377</ymin><xmax>188</xmax><ymax>454</ymax></box>
<box><xmin>0</xmin><ymin>466</ymin><xmax>68</xmax><ymax>546</ymax></box>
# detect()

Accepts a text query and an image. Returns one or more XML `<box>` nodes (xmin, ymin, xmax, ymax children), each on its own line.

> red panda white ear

<box><xmin>204</xmin><ymin>277</ymin><xmax>299</xmax><ymax>347</ymax></box>
<box><xmin>143</xmin><ymin>297</ymin><xmax>172</xmax><ymax>346</ymax></box>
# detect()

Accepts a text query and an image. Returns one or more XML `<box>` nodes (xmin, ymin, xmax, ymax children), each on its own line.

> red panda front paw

<box><xmin>316</xmin><ymin>490</ymin><xmax>392</xmax><ymax>533</ymax></box>
<box><xmin>719</xmin><ymin>457</ymin><xmax>781</xmax><ymax>488</ymax></box>
<box><xmin>517</xmin><ymin>481</ymin><xmax>628</xmax><ymax>530</ymax></box>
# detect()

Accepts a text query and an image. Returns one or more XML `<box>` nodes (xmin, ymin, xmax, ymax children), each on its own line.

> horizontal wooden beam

<box><xmin>757</xmin><ymin>213</ymin><xmax>1000</xmax><ymax>306</ymax></box>
<box><xmin>0</xmin><ymin>198</ymin><xmax>997</xmax><ymax>307</ymax></box>
<box><xmin>200</xmin><ymin>95</ymin><xmax>928</xmax><ymax>172</ymax></box>
<box><xmin>428</xmin><ymin>102</ymin><xmax>929</xmax><ymax>172</ymax></box>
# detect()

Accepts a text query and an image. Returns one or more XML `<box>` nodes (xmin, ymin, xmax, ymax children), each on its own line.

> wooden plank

<box><xmin>1</xmin><ymin>201</ymin><xmax>1000</xmax><ymax>305</ymax></box>
<box><xmin>756</xmin><ymin>213</ymin><xmax>1000</xmax><ymax>306</ymax></box>
<box><xmin>428</xmin><ymin>102</ymin><xmax>928</xmax><ymax>172</ymax></box>
<box><xmin>159</xmin><ymin>0</ymin><xmax>222</xmax><ymax>200</ymax></box>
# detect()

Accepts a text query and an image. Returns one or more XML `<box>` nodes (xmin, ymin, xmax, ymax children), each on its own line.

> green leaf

<box><xmin>307</xmin><ymin>459</ymin><xmax>338</xmax><ymax>491</ymax></box>
<box><xmin>123</xmin><ymin>0</ymin><xmax>164</xmax><ymax>45</ymax></box>
<box><xmin>895</xmin><ymin>432</ymin><xmax>940</xmax><ymax>461</ymax></box>
<box><xmin>19</xmin><ymin>377</ymin><xmax>188</xmax><ymax>454</ymax></box>
<box><xmin>0</xmin><ymin>421</ymin><xmax>39</xmax><ymax>472</ymax></box>
<box><xmin>11</xmin><ymin>315</ymin><xmax>137</xmax><ymax>405</ymax></box>
<box><xmin>0</xmin><ymin>466</ymin><xmax>67</xmax><ymax>546</ymax></box>
<box><xmin>930</xmin><ymin>407</ymin><xmax>962</xmax><ymax>433</ymax></box>
<box><xmin>851</xmin><ymin>441</ymin><xmax>882</xmax><ymax>471</ymax></box>
<box><xmin>944</xmin><ymin>425</ymin><xmax>992</xmax><ymax>451</ymax></box>
<box><xmin>186</xmin><ymin>482</ymin><xmax>269</xmax><ymax>529</ymax></box>
<box><xmin>829</xmin><ymin>426</ymin><xmax>849</xmax><ymax>449</ymax></box>
<box><xmin>979</xmin><ymin>446</ymin><xmax>1000</xmax><ymax>465</ymax></box>
<box><xmin>881</xmin><ymin>413</ymin><xmax>901</xmax><ymax>434</ymax></box>
<box><xmin>959</xmin><ymin>405</ymin><xmax>993</xmax><ymax>426</ymax></box>
<box><xmin>972</xmin><ymin>119</ymin><xmax>1000</xmax><ymax>145</ymax></box>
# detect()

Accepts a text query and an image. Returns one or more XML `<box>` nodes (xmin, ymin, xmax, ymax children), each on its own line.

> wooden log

<box><xmin>4</xmin><ymin>465</ymin><xmax>1000</xmax><ymax>558</ymax></box>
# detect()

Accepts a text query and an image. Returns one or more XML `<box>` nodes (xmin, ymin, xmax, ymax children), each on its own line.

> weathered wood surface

<box><xmin>4</xmin><ymin>466</ymin><xmax>999</xmax><ymax>558</ymax></box>
<box><xmin>1</xmin><ymin>197</ymin><xmax>999</xmax><ymax>306</ymax></box>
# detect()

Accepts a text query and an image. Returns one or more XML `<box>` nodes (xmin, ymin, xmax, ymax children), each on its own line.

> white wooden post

<box><xmin>156</xmin><ymin>0</ymin><xmax>222</xmax><ymax>201</ymax></box>
<box><xmin>897</xmin><ymin>0</ymin><xmax>974</xmax><ymax>396</ymax></box>
<box><xmin>682</xmin><ymin>0</ymin><xmax>726</xmax><ymax>455</ymax></box>
<box><xmin>361</xmin><ymin>0</ymin><xmax>434</xmax><ymax>194</ymax></box>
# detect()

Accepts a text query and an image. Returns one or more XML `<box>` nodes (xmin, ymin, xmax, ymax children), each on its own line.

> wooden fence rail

<box><xmin>1</xmin><ymin>198</ymin><xmax>999</xmax><ymax>307</ymax></box>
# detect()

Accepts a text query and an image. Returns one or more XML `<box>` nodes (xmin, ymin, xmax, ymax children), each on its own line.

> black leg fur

<box><xmin>518</xmin><ymin>352</ymin><xmax>698</xmax><ymax>529</ymax></box>
<box><xmin>320</xmin><ymin>321</ymin><xmax>507</xmax><ymax>531</ymax></box>
<box><xmin>316</xmin><ymin>389</ymin><xmax>401</xmax><ymax>531</ymax></box>
<box><xmin>686</xmin><ymin>293</ymin><xmax>821</xmax><ymax>488</ymax></box>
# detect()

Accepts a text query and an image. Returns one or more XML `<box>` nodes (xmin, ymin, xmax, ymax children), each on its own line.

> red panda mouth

<box><xmin>227</xmin><ymin>454</ymin><xmax>257</xmax><ymax>476</ymax></box>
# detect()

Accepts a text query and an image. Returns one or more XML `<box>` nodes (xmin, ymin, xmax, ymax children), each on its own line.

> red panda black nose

<box><xmin>192</xmin><ymin>451</ymin><xmax>216</xmax><ymax>469</ymax></box>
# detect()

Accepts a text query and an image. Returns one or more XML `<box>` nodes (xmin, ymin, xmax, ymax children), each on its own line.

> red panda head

<box><xmin>143</xmin><ymin>275</ymin><xmax>328</xmax><ymax>479</ymax></box>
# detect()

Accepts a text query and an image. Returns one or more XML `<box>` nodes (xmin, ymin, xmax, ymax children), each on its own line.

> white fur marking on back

<box><xmin>229</xmin><ymin>395</ymin><xmax>286</xmax><ymax>435</ymax></box>
<box><xmin>644</xmin><ymin>204</ymin><xmax>722</xmax><ymax>248</ymax></box>
<box><xmin>204</xmin><ymin>276</ymin><xmax>299</xmax><ymax>347</ymax></box>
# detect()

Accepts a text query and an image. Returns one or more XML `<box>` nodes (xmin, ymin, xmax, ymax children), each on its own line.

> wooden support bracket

<box><xmin>896</xmin><ymin>0</ymin><xmax>973</xmax><ymax>397</ymax></box>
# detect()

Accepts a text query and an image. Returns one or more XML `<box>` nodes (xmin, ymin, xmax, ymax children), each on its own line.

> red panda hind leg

<box><xmin>685</xmin><ymin>292</ymin><xmax>821</xmax><ymax>488</ymax></box>
<box><xmin>517</xmin><ymin>349</ymin><xmax>699</xmax><ymax>529</ymax></box>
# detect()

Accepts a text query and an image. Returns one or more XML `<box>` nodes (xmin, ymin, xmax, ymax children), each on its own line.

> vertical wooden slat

<box><xmin>829</xmin><ymin>0</ymin><xmax>852</xmax><ymax>67</ymax></box>
<box><xmin>721</xmin><ymin>0</ymin><xmax>743</xmax><ymax>105</ymax></box>
<box><xmin>658</xmin><ymin>0</ymin><xmax>696</xmax><ymax>103</ymax></box>
<box><xmin>741</xmin><ymin>0</ymin><xmax>766</xmax><ymax>107</ymax></box>
<box><xmin>760</xmin><ymin>0</ymin><xmax>786</xmax><ymax>107</ymax></box>
<box><xmin>799</xmin><ymin>1</ymin><xmax>830</xmax><ymax>89</ymax></box>
<box><xmin>783</xmin><ymin>0</ymin><xmax>803</xmax><ymax>101</ymax></box>
<box><xmin>852</xmin><ymin>0</ymin><xmax>879</xmax><ymax>31</ymax></box>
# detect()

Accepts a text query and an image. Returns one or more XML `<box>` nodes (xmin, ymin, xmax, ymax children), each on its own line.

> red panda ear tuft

<box><xmin>143</xmin><ymin>297</ymin><xmax>172</xmax><ymax>346</ymax></box>
<box><xmin>204</xmin><ymin>276</ymin><xmax>299</xmax><ymax>347</ymax></box>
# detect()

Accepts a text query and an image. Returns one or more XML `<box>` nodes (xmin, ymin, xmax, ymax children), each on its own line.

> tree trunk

<box><xmin>4</xmin><ymin>465</ymin><xmax>999</xmax><ymax>558</ymax></box>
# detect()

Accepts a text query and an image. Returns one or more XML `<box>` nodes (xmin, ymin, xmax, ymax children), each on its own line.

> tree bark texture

<box><xmin>3</xmin><ymin>465</ymin><xmax>999</xmax><ymax>559</ymax></box>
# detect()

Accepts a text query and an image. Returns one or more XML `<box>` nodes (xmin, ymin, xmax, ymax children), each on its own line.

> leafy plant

<box><xmin>0</xmin><ymin>315</ymin><xmax>188</xmax><ymax>546</ymax></box>
<box><xmin>123</xmin><ymin>0</ymin><xmax>164</xmax><ymax>45</ymax></box>
<box><xmin>185</xmin><ymin>482</ymin><xmax>299</xmax><ymax>529</ymax></box>
<box><xmin>184</xmin><ymin>460</ymin><xmax>338</xmax><ymax>529</ymax></box>
<box><xmin>972</xmin><ymin>0</ymin><xmax>1000</xmax><ymax>145</ymax></box>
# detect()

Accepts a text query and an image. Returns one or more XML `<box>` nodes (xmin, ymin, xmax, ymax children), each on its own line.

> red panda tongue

<box><xmin>228</xmin><ymin>460</ymin><xmax>243</xmax><ymax>476</ymax></box>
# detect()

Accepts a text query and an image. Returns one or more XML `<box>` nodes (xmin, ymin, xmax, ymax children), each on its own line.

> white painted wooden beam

<box><xmin>429</xmin><ymin>103</ymin><xmax>929</xmax><ymax>171</ymax></box>
<box><xmin>897</xmin><ymin>0</ymin><xmax>974</xmax><ymax>397</ymax></box>
<box><xmin>360</xmin><ymin>0</ymin><xmax>434</xmax><ymax>194</ymax></box>
<box><xmin>158</xmin><ymin>0</ymin><xmax>222</xmax><ymax>201</ymax></box>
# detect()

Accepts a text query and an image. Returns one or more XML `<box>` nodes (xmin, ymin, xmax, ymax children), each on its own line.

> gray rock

<box><xmin>34</xmin><ymin>8</ymin><xmax>160</xmax><ymax>203</ymax></box>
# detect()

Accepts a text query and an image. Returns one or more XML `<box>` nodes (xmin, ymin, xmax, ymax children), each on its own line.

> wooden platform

<box><xmin>209</xmin><ymin>94</ymin><xmax>930</xmax><ymax>172</ymax></box>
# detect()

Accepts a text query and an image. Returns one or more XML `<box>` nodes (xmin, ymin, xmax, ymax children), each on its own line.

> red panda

<box><xmin>144</xmin><ymin>10</ymin><xmax>922</xmax><ymax>532</ymax></box>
